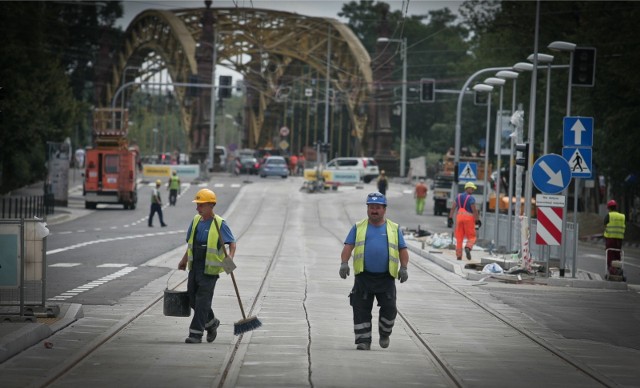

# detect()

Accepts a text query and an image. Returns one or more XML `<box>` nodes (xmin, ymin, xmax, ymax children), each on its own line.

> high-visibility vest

<box><xmin>169</xmin><ymin>175</ymin><xmax>180</xmax><ymax>190</ymax></box>
<box><xmin>604</xmin><ymin>211</ymin><xmax>625</xmax><ymax>239</ymax></box>
<box><xmin>352</xmin><ymin>219</ymin><xmax>400</xmax><ymax>278</ymax></box>
<box><xmin>187</xmin><ymin>215</ymin><xmax>226</xmax><ymax>275</ymax></box>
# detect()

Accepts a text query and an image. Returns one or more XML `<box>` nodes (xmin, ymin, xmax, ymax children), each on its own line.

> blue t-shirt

<box><xmin>186</xmin><ymin>217</ymin><xmax>235</xmax><ymax>245</ymax></box>
<box><xmin>344</xmin><ymin>221</ymin><xmax>407</xmax><ymax>273</ymax></box>
<box><xmin>456</xmin><ymin>193</ymin><xmax>476</xmax><ymax>213</ymax></box>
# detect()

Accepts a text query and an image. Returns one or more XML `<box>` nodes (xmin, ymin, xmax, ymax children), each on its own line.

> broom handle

<box><xmin>213</xmin><ymin>216</ymin><xmax>247</xmax><ymax>319</ymax></box>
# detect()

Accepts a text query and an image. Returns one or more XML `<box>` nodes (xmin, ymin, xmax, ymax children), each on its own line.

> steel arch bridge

<box><xmin>105</xmin><ymin>7</ymin><xmax>373</xmax><ymax>155</ymax></box>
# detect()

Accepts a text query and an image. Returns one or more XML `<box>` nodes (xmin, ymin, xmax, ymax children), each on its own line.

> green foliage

<box><xmin>0</xmin><ymin>1</ymin><xmax>122</xmax><ymax>194</ymax></box>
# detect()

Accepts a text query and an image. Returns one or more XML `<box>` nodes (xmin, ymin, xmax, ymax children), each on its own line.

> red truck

<box><xmin>83</xmin><ymin>108</ymin><xmax>138</xmax><ymax>210</ymax></box>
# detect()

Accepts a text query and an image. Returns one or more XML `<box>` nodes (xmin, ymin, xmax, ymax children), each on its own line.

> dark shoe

<box><xmin>185</xmin><ymin>336</ymin><xmax>202</xmax><ymax>344</ymax></box>
<box><xmin>206</xmin><ymin>318</ymin><xmax>220</xmax><ymax>343</ymax></box>
<box><xmin>379</xmin><ymin>336</ymin><xmax>390</xmax><ymax>349</ymax></box>
<box><xmin>356</xmin><ymin>343</ymin><xmax>370</xmax><ymax>350</ymax></box>
<box><xmin>148</xmin><ymin>225</ymin><xmax>153</xmax><ymax>227</ymax></box>
<box><xmin>161</xmin><ymin>224</ymin><xmax>168</xmax><ymax>227</ymax></box>
<box><xmin>465</xmin><ymin>247</ymin><xmax>472</xmax><ymax>260</ymax></box>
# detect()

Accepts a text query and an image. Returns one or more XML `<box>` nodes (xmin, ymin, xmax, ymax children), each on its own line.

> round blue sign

<box><xmin>531</xmin><ymin>154</ymin><xmax>571</xmax><ymax>194</ymax></box>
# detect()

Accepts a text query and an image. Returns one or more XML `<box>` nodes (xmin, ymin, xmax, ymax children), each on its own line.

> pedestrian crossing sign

<box><xmin>562</xmin><ymin>147</ymin><xmax>592</xmax><ymax>178</ymax></box>
<box><xmin>458</xmin><ymin>162</ymin><xmax>477</xmax><ymax>181</ymax></box>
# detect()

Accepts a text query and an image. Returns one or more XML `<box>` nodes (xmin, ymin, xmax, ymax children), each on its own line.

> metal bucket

<box><xmin>163</xmin><ymin>271</ymin><xmax>190</xmax><ymax>317</ymax></box>
<box><xmin>163</xmin><ymin>289</ymin><xmax>190</xmax><ymax>317</ymax></box>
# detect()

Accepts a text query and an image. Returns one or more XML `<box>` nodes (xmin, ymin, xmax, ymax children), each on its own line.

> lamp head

<box><xmin>527</xmin><ymin>53</ymin><xmax>554</xmax><ymax>63</ymax></box>
<box><xmin>548</xmin><ymin>41</ymin><xmax>576</xmax><ymax>52</ymax></box>
<box><xmin>513</xmin><ymin>62</ymin><xmax>534</xmax><ymax>72</ymax></box>
<box><xmin>484</xmin><ymin>77</ymin><xmax>506</xmax><ymax>86</ymax></box>
<box><xmin>472</xmin><ymin>84</ymin><xmax>493</xmax><ymax>93</ymax></box>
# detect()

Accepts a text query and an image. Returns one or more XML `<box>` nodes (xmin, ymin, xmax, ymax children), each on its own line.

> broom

<box><xmin>213</xmin><ymin>216</ymin><xmax>262</xmax><ymax>335</ymax></box>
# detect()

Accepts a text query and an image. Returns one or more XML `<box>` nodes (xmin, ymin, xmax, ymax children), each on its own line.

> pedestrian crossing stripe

<box><xmin>458</xmin><ymin>162</ymin><xmax>477</xmax><ymax>181</ymax></box>
<box><xmin>562</xmin><ymin>147</ymin><xmax>592</xmax><ymax>178</ymax></box>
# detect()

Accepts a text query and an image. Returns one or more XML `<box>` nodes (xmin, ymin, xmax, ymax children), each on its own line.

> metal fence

<box><xmin>0</xmin><ymin>194</ymin><xmax>54</xmax><ymax>219</ymax></box>
<box><xmin>0</xmin><ymin>218</ymin><xmax>48</xmax><ymax>320</ymax></box>
<box><xmin>480</xmin><ymin>212</ymin><xmax>578</xmax><ymax>268</ymax></box>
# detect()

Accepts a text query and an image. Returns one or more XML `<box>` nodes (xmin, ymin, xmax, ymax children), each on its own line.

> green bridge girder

<box><xmin>105</xmin><ymin>7</ymin><xmax>373</xmax><ymax>154</ymax></box>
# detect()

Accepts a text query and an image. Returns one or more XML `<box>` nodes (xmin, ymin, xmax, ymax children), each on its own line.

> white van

<box><xmin>325</xmin><ymin>157</ymin><xmax>380</xmax><ymax>183</ymax></box>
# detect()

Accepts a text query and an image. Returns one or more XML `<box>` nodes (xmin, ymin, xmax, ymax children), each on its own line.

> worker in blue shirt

<box><xmin>339</xmin><ymin>192</ymin><xmax>409</xmax><ymax>351</ymax></box>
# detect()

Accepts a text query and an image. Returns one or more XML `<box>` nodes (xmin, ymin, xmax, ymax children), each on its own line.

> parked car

<box><xmin>325</xmin><ymin>157</ymin><xmax>379</xmax><ymax>183</ymax></box>
<box><xmin>236</xmin><ymin>156</ymin><xmax>259</xmax><ymax>175</ymax></box>
<box><xmin>259</xmin><ymin>156</ymin><xmax>289</xmax><ymax>178</ymax></box>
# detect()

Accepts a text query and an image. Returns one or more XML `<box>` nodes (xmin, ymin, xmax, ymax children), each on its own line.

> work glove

<box><xmin>475</xmin><ymin>219</ymin><xmax>482</xmax><ymax>228</ymax></box>
<box><xmin>447</xmin><ymin>217</ymin><xmax>454</xmax><ymax>228</ymax></box>
<box><xmin>399</xmin><ymin>266</ymin><xmax>408</xmax><ymax>283</ymax></box>
<box><xmin>339</xmin><ymin>262</ymin><xmax>350</xmax><ymax>279</ymax></box>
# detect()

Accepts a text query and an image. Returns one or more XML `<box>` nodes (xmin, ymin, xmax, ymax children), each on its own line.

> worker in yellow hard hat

<box><xmin>178</xmin><ymin>188</ymin><xmax>237</xmax><ymax>344</ymax></box>
<box><xmin>448</xmin><ymin>181</ymin><xmax>480</xmax><ymax>260</ymax></box>
<box><xmin>148</xmin><ymin>179</ymin><xmax>167</xmax><ymax>227</ymax></box>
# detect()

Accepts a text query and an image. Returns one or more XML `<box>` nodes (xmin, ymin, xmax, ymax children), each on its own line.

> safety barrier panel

<box><xmin>0</xmin><ymin>218</ymin><xmax>49</xmax><ymax>320</ymax></box>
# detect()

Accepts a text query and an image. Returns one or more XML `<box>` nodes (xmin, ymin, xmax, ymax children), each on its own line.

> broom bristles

<box><xmin>234</xmin><ymin>316</ymin><xmax>262</xmax><ymax>335</ymax></box>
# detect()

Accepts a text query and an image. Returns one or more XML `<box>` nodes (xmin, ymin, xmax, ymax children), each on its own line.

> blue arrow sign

<box><xmin>563</xmin><ymin>117</ymin><xmax>593</xmax><ymax>147</ymax></box>
<box><xmin>458</xmin><ymin>162</ymin><xmax>478</xmax><ymax>181</ymax></box>
<box><xmin>562</xmin><ymin>147</ymin><xmax>592</xmax><ymax>178</ymax></box>
<box><xmin>532</xmin><ymin>154</ymin><xmax>572</xmax><ymax>194</ymax></box>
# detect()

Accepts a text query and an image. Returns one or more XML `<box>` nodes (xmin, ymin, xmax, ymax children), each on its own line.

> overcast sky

<box><xmin>117</xmin><ymin>0</ymin><xmax>464</xmax><ymax>28</ymax></box>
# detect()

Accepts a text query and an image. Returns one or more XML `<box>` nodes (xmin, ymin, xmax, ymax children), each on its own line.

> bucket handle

<box><xmin>166</xmin><ymin>269</ymin><xmax>183</xmax><ymax>290</ymax></box>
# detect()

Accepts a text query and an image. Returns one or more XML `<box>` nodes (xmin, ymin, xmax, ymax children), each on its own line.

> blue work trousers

<box><xmin>187</xmin><ymin>246</ymin><xmax>219</xmax><ymax>338</ymax></box>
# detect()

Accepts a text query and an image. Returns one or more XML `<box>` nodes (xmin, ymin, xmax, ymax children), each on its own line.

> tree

<box><xmin>458</xmin><ymin>1</ymin><xmax>640</xmax><ymax>202</ymax></box>
<box><xmin>0</xmin><ymin>1</ymin><xmax>123</xmax><ymax>193</ymax></box>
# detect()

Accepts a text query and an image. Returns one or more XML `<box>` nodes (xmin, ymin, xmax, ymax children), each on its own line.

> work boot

<box><xmin>184</xmin><ymin>336</ymin><xmax>202</xmax><ymax>344</ymax></box>
<box><xmin>206</xmin><ymin>318</ymin><xmax>220</xmax><ymax>343</ymax></box>
<box><xmin>379</xmin><ymin>336</ymin><xmax>390</xmax><ymax>349</ymax></box>
<box><xmin>465</xmin><ymin>247</ymin><xmax>472</xmax><ymax>260</ymax></box>
<box><xmin>356</xmin><ymin>342</ymin><xmax>370</xmax><ymax>350</ymax></box>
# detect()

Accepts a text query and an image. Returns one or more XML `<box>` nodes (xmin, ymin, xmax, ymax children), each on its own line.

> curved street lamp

<box><xmin>548</xmin><ymin>40</ymin><xmax>577</xmax><ymax>277</ymax></box>
<box><xmin>528</xmin><ymin>53</ymin><xmax>555</xmax><ymax>154</ymax></box>
<box><xmin>472</xmin><ymin>83</ymin><xmax>494</xmax><ymax>239</ymax></box>
<box><xmin>496</xmin><ymin>70</ymin><xmax>520</xmax><ymax>252</ymax></box>
<box><xmin>484</xmin><ymin>77</ymin><xmax>506</xmax><ymax>248</ymax></box>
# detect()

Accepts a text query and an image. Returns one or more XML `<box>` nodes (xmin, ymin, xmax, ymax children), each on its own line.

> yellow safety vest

<box><xmin>604</xmin><ymin>211</ymin><xmax>625</xmax><ymax>239</ymax></box>
<box><xmin>187</xmin><ymin>214</ymin><xmax>226</xmax><ymax>275</ymax></box>
<box><xmin>169</xmin><ymin>175</ymin><xmax>180</xmax><ymax>190</ymax></box>
<box><xmin>353</xmin><ymin>218</ymin><xmax>400</xmax><ymax>278</ymax></box>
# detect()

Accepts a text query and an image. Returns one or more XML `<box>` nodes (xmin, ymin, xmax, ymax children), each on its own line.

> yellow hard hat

<box><xmin>464</xmin><ymin>182</ymin><xmax>477</xmax><ymax>190</ymax></box>
<box><xmin>155</xmin><ymin>179</ymin><xmax>162</xmax><ymax>186</ymax></box>
<box><xmin>193</xmin><ymin>188</ymin><xmax>217</xmax><ymax>204</ymax></box>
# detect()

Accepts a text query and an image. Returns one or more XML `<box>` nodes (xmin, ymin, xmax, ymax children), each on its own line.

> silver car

<box><xmin>259</xmin><ymin>156</ymin><xmax>289</xmax><ymax>178</ymax></box>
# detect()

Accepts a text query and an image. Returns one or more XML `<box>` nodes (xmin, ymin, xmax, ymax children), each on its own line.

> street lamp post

<box><xmin>527</xmin><ymin>53</ymin><xmax>555</xmax><ymax>154</ymax></box>
<box><xmin>496</xmin><ymin>70</ymin><xmax>521</xmax><ymax>253</ymax></box>
<box><xmin>548</xmin><ymin>40</ymin><xmax>577</xmax><ymax>277</ymax></box>
<box><xmin>120</xmin><ymin>66</ymin><xmax>140</xmax><ymax>112</ymax></box>
<box><xmin>484</xmin><ymin>77</ymin><xmax>506</xmax><ymax>249</ymax></box>
<box><xmin>472</xmin><ymin>83</ymin><xmax>494</xmax><ymax>239</ymax></box>
<box><xmin>377</xmin><ymin>37</ymin><xmax>407</xmax><ymax>177</ymax></box>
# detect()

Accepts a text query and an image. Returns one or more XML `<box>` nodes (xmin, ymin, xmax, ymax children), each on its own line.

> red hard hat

<box><xmin>607</xmin><ymin>199</ymin><xmax>617</xmax><ymax>208</ymax></box>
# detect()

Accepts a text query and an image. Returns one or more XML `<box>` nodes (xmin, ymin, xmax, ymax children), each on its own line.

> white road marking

<box><xmin>49</xmin><ymin>263</ymin><xmax>81</xmax><ymax>267</ymax></box>
<box><xmin>48</xmin><ymin>266</ymin><xmax>137</xmax><ymax>301</ymax></box>
<box><xmin>46</xmin><ymin>230</ymin><xmax>185</xmax><ymax>255</ymax></box>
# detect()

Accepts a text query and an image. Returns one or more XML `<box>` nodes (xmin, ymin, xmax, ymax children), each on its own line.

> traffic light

<box><xmin>321</xmin><ymin>142</ymin><xmax>331</xmax><ymax>153</ymax></box>
<box><xmin>219</xmin><ymin>75</ymin><xmax>232</xmax><ymax>98</ymax></box>
<box><xmin>515</xmin><ymin>143</ymin><xmax>529</xmax><ymax>170</ymax></box>
<box><xmin>474</xmin><ymin>90</ymin><xmax>488</xmax><ymax>106</ymax></box>
<box><xmin>420</xmin><ymin>78</ymin><xmax>435</xmax><ymax>103</ymax></box>
<box><xmin>572</xmin><ymin>47</ymin><xmax>596</xmax><ymax>87</ymax></box>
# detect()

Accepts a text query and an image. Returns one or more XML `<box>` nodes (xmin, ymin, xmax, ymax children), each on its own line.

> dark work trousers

<box><xmin>605</xmin><ymin>238</ymin><xmax>623</xmax><ymax>269</ymax></box>
<box><xmin>187</xmin><ymin>245</ymin><xmax>219</xmax><ymax>339</ymax></box>
<box><xmin>349</xmin><ymin>272</ymin><xmax>397</xmax><ymax>345</ymax></box>
<box><xmin>169</xmin><ymin>189</ymin><xmax>178</xmax><ymax>206</ymax></box>
<box><xmin>148</xmin><ymin>203</ymin><xmax>165</xmax><ymax>226</ymax></box>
